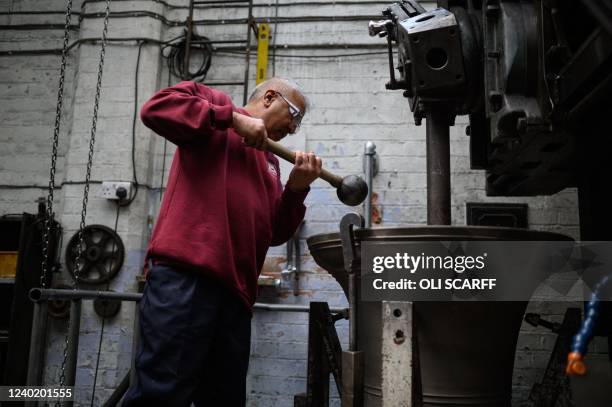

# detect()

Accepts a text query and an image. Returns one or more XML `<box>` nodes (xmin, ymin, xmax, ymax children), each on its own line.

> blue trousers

<box><xmin>122</xmin><ymin>265</ymin><xmax>251</xmax><ymax>407</ymax></box>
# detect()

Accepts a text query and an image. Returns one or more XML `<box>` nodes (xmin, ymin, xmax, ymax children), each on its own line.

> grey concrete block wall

<box><xmin>0</xmin><ymin>0</ymin><xmax>594</xmax><ymax>406</ymax></box>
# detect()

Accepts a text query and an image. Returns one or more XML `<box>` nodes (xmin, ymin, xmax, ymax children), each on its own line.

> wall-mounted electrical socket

<box><xmin>100</xmin><ymin>181</ymin><xmax>132</xmax><ymax>200</ymax></box>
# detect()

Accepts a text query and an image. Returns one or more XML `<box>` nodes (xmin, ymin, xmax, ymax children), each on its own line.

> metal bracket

<box><xmin>339</xmin><ymin>212</ymin><xmax>365</xmax><ymax>406</ymax></box>
<box><xmin>303</xmin><ymin>302</ymin><xmax>344</xmax><ymax>407</ymax></box>
<box><xmin>381</xmin><ymin>301</ymin><xmax>414</xmax><ymax>406</ymax></box>
<box><xmin>339</xmin><ymin>213</ymin><xmax>364</xmax><ymax>276</ymax></box>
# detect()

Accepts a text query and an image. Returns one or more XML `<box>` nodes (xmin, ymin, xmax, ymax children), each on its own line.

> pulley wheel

<box><xmin>47</xmin><ymin>284</ymin><xmax>71</xmax><ymax>319</ymax></box>
<box><xmin>94</xmin><ymin>296</ymin><xmax>121</xmax><ymax>318</ymax></box>
<box><xmin>65</xmin><ymin>225</ymin><xmax>124</xmax><ymax>284</ymax></box>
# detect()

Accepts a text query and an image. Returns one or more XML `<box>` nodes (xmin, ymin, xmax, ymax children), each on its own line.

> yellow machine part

<box><xmin>256</xmin><ymin>24</ymin><xmax>270</xmax><ymax>85</ymax></box>
<box><xmin>0</xmin><ymin>251</ymin><xmax>18</xmax><ymax>278</ymax></box>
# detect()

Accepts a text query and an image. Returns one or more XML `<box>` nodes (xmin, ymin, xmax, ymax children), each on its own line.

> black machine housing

<box><xmin>372</xmin><ymin>0</ymin><xmax>612</xmax><ymax>197</ymax></box>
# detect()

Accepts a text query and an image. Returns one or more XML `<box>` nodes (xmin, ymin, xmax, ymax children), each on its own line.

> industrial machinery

<box><xmin>299</xmin><ymin>0</ymin><xmax>612</xmax><ymax>406</ymax></box>
<box><xmin>368</xmin><ymin>0</ymin><xmax>612</xmax><ymax>200</ymax></box>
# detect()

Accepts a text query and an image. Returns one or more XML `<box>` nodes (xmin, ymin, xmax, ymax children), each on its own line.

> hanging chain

<box><xmin>72</xmin><ymin>0</ymin><xmax>112</xmax><ymax>288</ymax></box>
<box><xmin>58</xmin><ymin>0</ymin><xmax>113</xmax><ymax>395</ymax></box>
<box><xmin>40</xmin><ymin>0</ymin><xmax>73</xmax><ymax>289</ymax></box>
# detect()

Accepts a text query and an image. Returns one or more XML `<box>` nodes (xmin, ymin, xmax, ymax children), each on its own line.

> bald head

<box><xmin>248</xmin><ymin>77</ymin><xmax>310</xmax><ymax>112</ymax></box>
<box><xmin>243</xmin><ymin>77</ymin><xmax>309</xmax><ymax>141</ymax></box>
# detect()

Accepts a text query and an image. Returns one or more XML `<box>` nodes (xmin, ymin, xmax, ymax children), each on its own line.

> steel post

<box><xmin>426</xmin><ymin>109</ymin><xmax>451</xmax><ymax>225</ymax></box>
<box><xmin>25</xmin><ymin>301</ymin><xmax>48</xmax><ymax>407</ymax></box>
<box><xmin>363</xmin><ymin>142</ymin><xmax>376</xmax><ymax>228</ymax></box>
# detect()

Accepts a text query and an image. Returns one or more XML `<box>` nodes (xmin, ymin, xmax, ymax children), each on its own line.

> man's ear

<box><xmin>263</xmin><ymin>90</ymin><xmax>275</xmax><ymax>108</ymax></box>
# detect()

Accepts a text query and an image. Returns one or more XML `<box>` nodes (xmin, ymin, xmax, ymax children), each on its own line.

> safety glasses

<box><xmin>274</xmin><ymin>91</ymin><xmax>304</xmax><ymax>128</ymax></box>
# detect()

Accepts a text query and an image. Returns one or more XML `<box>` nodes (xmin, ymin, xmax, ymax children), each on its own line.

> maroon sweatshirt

<box><xmin>141</xmin><ymin>81</ymin><xmax>308</xmax><ymax>309</ymax></box>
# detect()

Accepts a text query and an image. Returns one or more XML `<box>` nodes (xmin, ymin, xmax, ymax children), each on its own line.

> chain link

<box><xmin>40</xmin><ymin>0</ymin><xmax>73</xmax><ymax>289</ymax></box>
<box><xmin>57</xmin><ymin>0</ymin><xmax>113</xmax><ymax>397</ymax></box>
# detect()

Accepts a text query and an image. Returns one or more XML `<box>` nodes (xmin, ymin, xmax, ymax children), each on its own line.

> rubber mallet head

<box><xmin>266</xmin><ymin>140</ymin><xmax>369</xmax><ymax>206</ymax></box>
<box><xmin>337</xmin><ymin>175</ymin><xmax>368</xmax><ymax>206</ymax></box>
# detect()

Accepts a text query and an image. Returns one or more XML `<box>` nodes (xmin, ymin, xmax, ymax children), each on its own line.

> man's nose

<box><xmin>288</xmin><ymin>121</ymin><xmax>298</xmax><ymax>134</ymax></box>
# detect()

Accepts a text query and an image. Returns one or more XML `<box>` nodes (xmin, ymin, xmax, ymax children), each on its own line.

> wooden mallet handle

<box><xmin>266</xmin><ymin>139</ymin><xmax>368</xmax><ymax>206</ymax></box>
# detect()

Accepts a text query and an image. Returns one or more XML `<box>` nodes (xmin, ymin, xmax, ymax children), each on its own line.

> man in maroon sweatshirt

<box><xmin>123</xmin><ymin>78</ymin><xmax>321</xmax><ymax>406</ymax></box>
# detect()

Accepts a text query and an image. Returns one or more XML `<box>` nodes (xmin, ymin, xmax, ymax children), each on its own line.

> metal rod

<box><xmin>200</xmin><ymin>81</ymin><xmax>245</xmax><ymax>86</ymax></box>
<box><xmin>293</xmin><ymin>231</ymin><xmax>301</xmax><ymax>297</ymax></box>
<box><xmin>425</xmin><ymin>109</ymin><xmax>451</xmax><ymax>225</ymax></box>
<box><xmin>29</xmin><ymin>288</ymin><xmax>142</xmax><ymax>302</ymax></box>
<box><xmin>363</xmin><ymin>141</ymin><xmax>376</xmax><ymax>227</ymax></box>
<box><xmin>182</xmin><ymin>0</ymin><xmax>195</xmax><ymax>80</ymax></box>
<box><xmin>102</xmin><ymin>369</ymin><xmax>130</xmax><ymax>407</ymax></box>
<box><xmin>189</xmin><ymin>39</ymin><xmax>249</xmax><ymax>44</ymax></box>
<box><xmin>194</xmin><ymin>0</ymin><xmax>251</xmax><ymax>4</ymax></box>
<box><xmin>65</xmin><ymin>300</ymin><xmax>82</xmax><ymax>404</ymax></box>
<box><xmin>339</xmin><ymin>213</ymin><xmax>364</xmax><ymax>352</ymax></box>
<box><xmin>26</xmin><ymin>301</ymin><xmax>47</xmax><ymax>388</ymax></box>
<box><xmin>348</xmin><ymin>273</ymin><xmax>357</xmax><ymax>351</ymax></box>
<box><xmin>243</xmin><ymin>0</ymin><xmax>254</xmax><ymax>105</ymax></box>
<box><xmin>253</xmin><ymin>303</ymin><xmax>347</xmax><ymax>314</ymax></box>
<box><xmin>29</xmin><ymin>288</ymin><xmax>340</xmax><ymax>313</ymax></box>
<box><xmin>130</xmin><ymin>301</ymin><xmax>140</xmax><ymax>388</ymax></box>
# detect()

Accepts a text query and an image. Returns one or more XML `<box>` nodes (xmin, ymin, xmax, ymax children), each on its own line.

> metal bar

<box><xmin>189</xmin><ymin>39</ymin><xmax>248</xmax><ymax>44</ymax></box>
<box><xmin>102</xmin><ymin>369</ymin><xmax>130</xmax><ymax>407</ymax></box>
<box><xmin>217</xmin><ymin>43</ymin><xmax>387</xmax><ymax>52</ymax></box>
<box><xmin>64</xmin><ymin>300</ymin><xmax>82</xmax><ymax>406</ymax></box>
<box><xmin>1</xmin><ymin>41</ymin><xmax>387</xmax><ymax>57</ymax></box>
<box><xmin>557</xmin><ymin>27</ymin><xmax>612</xmax><ymax>107</ymax></box>
<box><xmin>243</xmin><ymin>0</ymin><xmax>254</xmax><ymax>105</ymax></box>
<box><xmin>254</xmin><ymin>303</ymin><xmax>347</xmax><ymax>314</ymax></box>
<box><xmin>204</xmin><ymin>81</ymin><xmax>245</xmax><ymax>86</ymax></box>
<box><xmin>183</xmin><ymin>0</ymin><xmax>195</xmax><ymax>80</ymax></box>
<box><xmin>580</xmin><ymin>0</ymin><xmax>612</xmax><ymax>36</ymax></box>
<box><xmin>568</xmin><ymin>70</ymin><xmax>612</xmax><ymax>122</ymax></box>
<box><xmin>339</xmin><ymin>214</ymin><xmax>364</xmax><ymax>352</ymax></box>
<box><xmin>194</xmin><ymin>0</ymin><xmax>251</xmax><ymax>3</ymax></box>
<box><xmin>26</xmin><ymin>301</ymin><xmax>47</xmax><ymax>390</ymax></box>
<box><xmin>3</xmin><ymin>1</ymin><xmax>392</xmax><ymax>13</ymax></box>
<box><xmin>363</xmin><ymin>142</ymin><xmax>376</xmax><ymax>227</ymax></box>
<box><xmin>130</xmin><ymin>301</ymin><xmax>140</xmax><ymax>388</ymax></box>
<box><xmin>29</xmin><ymin>288</ymin><xmax>142</xmax><ymax>302</ymax></box>
<box><xmin>294</xmin><ymin>229</ymin><xmax>301</xmax><ymax>297</ymax></box>
<box><xmin>29</xmin><ymin>288</ymin><xmax>343</xmax><ymax>313</ymax></box>
<box><xmin>348</xmin><ymin>273</ymin><xmax>357</xmax><ymax>351</ymax></box>
<box><xmin>425</xmin><ymin>109</ymin><xmax>451</xmax><ymax>225</ymax></box>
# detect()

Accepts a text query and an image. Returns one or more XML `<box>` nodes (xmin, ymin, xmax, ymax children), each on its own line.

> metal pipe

<box><xmin>425</xmin><ymin>109</ymin><xmax>451</xmax><ymax>225</ymax></box>
<box><xmin>198</xmin><ymin>81</ymin><xmax>245</xmax><ymax>86</ymax></box>
<box><xmin>26</xmin><ymin>301</ymin><xmax>47</xmax><ymax>389</ymax></box>
<box><xmin>339</xmin><ymin>213</ymin><xmax>364</xmax><ymax>352</ymax></box>
<box><xmin>29</xmin><ymin>288</ymin><xmax>142</xmax><ymax>302</ymax></box>
<box><xmin>28</xmin><ymin>288</ymin><xmax>344</xmax><ymax>313</ymax></box>
<box><xmin>348</xmin><ymin>273</ymin><xmax>358</xmax><ymax>351</ymax></box>
<box><xmin>182</xmin><ymin>0</ymin><xmax>195</xmax><ymax>80</ymax></box>
<box><xmin>363</xmin><ymin>141</ymin><xmax>376</xmax><ymax>227</ymax></box>
<box><xmin>243</xmin><ymin>0</ymin><xmax>254</xmax><ymax>105</ymax></box>
<box><xmin>293</xmin><ymin>235</ymin><xmax>301</xmax><ymax>296</ymax></box>
<box><xmin>253</xmin><ymin>302</ymin><xmax>347</xmax><ymax>314</ymax></box>
<box><xmin>130</xmin><ymin>301</ymin><xmax>140</xmax><ymax>388</ymax></box>
<box><xmin>102</xmin><ymin>369</ymin><xmax>130</xmax><ymax>407</ymax></box>
<box><xmin>64</xmin><ymin>299</ymin><xmax>82</xmax><ymax>406</ymax></box>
